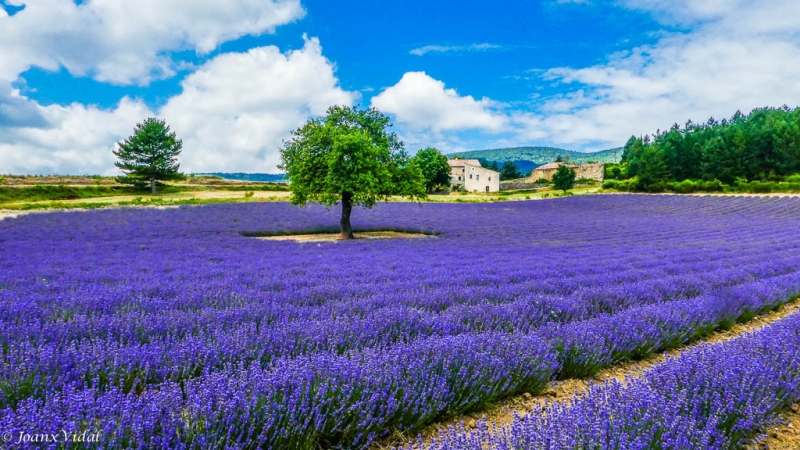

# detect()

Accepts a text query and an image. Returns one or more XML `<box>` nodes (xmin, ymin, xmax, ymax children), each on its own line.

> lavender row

<box><xmin>3</xmin><ymin>200</ymin><xmax>800</xmax><ymax>404</ymax></box>
<box><xmin>3</xmin><ymin>196</ymin><xmax>800</xmax><ymax>447</ymax></box>
<box><xmin>2</xmin><ymin>259</ymin><xmax>798</xmax><ymax>448</ymax></box>
<box><xmin>2</xmin><ymin>263</ymin><xmax>795</xmax><ymax>402</ymax></box>
<box><xmin>414</xmin><ymin>309</ymin><xmax>800</xmax><ymax>450</ymax></box>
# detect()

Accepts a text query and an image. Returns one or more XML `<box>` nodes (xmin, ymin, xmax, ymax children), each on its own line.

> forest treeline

<box><xmin>606</xmin><ymin>106</ymin><xmax>800</xmax><ymax>192</ymax></box>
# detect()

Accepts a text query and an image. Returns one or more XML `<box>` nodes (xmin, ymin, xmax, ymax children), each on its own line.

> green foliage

<box><xmin>621</xmin><ymin>106</ymin><xmax>800</xmax><ymax>190</ymax></box>
<box><xmin>243</xmin><ymin>191</ymin><xmax>255</xmax><ymax>198</ymax></box>
<box><xmin>552</xmin><ymin>165</ymin><xmax>576</xmax><ymax>192</ymax></box>
<box><xmin>534</xmin><ymin>178</ymin><xmax>551</xmax><ymax>185</ymax></box>
<box><xmin>670</xmin><ymin>179</ymin><xmax>725</xmax><ymax>194</ymax></box>
<box><xmin>479</xmin><ymin>159</ymin><xmax>500</xmax><ymax>171</ymax></box>
<box><xmin>732</xmin><ymin>180</ymin><xmax>800</xmax><ymax>194</ymax></box>
<box><xmin>601</xmin><ymin>177</ymin><xmax>798</xmax><ymax>194</ymax></box>
<box><xmin>605</xmin><ymin>163</ymin><xmax>626</xmax><ymax>180</ymax></box>
<box><xmin>500</xmin><ymin>161</ymin><xmax>523</xmax><ymax>180</ymax></box>
<box><xmin>602</xmin><ymin>179</ymin><xmax>639</xmax><ymax>192</ymax></box>
<box><xmin>280</xmin><ymin>105</ymin><xmax>425</xmax><ymax>223</ymax></box>
<box><xmin>412</xmin><ymin>147</ymin><xmax>451</xmax><ymax>192</ymax></box>
<box><xmin>448</xmin><ymin>146</ymin><xmax>620</xmax><ymax>165</ymax></box>
<box><xmin>0</xmin><ymin>185</ymin><xmax>134</xmax><ymax>203</ymax></box>
<box><xmin>113</xmin><ymin>118</ymin><xmax>183</xmax><ymax>193</ymax></box>
<box><xmin>636</xmin><ymin>145</ymin><xmax>669</xmax><ymax>192</ymax></box>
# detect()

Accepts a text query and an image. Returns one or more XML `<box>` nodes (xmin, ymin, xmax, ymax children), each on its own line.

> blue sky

<box><xmin>1</xmin><ymin>0</ymin><xmax>800</xmax><ymax>174</ymax></box>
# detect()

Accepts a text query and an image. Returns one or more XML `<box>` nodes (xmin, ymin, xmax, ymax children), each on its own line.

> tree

<box><xmin>637</xmin><ymin>145</ymin><xmax>669</xmax><ymax>191</ymax></box>
<box><xmin>114</xmin><ymin>118</ymin><xmax>183</xmax><ymax>194</ymax></box>
<box><xmin>500</xmin><ymin>161</ymin><xmax>523</xmax><ymax>180</ymax></box>
<box><xmin>479</xmin><ymin>160</ymin><xmax>500</xmax><ymax>171</ymax></box>
<box><xmin>552</xmin><ymin>164</ymin><xmax>576</xmax><ymax>192</ymax></box>
<box><xmin>412</xmin><ymin>147</ymin><xmax>451</xmax><ymax>193</ymax></box>
<box><xmin>280</xmin><ymin>105</ymin><xmax>426</xmax><ymax>239</ymax></box>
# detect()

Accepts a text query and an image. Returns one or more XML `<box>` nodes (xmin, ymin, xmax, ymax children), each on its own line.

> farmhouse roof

<box><xmin>536</xmin><ymin>162</ymin><xmax>577</xmax><ymax>171</ymax></box>
<box><xmin>447</xmin><ymin>159</ymin><xmax>482</xmax><ymax>168</ymax></box>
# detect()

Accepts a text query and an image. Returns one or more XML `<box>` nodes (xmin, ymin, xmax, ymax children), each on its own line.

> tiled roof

<box><xmin>447</xmin><ymin>159</ymin><xmax>482</xmax><ymax>167</ymax></box>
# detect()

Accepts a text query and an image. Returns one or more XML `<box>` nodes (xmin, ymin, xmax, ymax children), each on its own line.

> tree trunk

<box><xmin>150</xmin><ymin>177</ymin><xmax>156</xmax><ymax>195</ymax></box>
<box><xmin>340</xmin><ymin>191</ymin><xmax>355</xmax><ymax>240</ymax></box>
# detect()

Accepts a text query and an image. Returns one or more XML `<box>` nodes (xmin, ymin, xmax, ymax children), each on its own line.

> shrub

<box><xmin>534</xmin><ymin>178</ymin><xmax>551</xmax><ymax>185</ymax></box>
<box><xmin>785</xmin><ymin>174</ymin><xmax>800</xmax><ymax>183</ymax></box>
<box><xmin>602</xmin><ymin>179</ymin><xmax>639</xmax><ymax>192</ymax></box>
<box><xmin>671</xmin><ymin>179</ymin><xmax>697</xmax><ymax>194</ymax></box>
<box><xmin>700</xmin><ymin>180</ymin><xmax>724</xmax><ymax>192</ymax></box>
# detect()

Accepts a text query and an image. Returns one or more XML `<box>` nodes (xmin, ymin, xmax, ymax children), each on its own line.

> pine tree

<box><xmin>113</xmin><ymin>118</ymin><xmax>183</xmax><ymax>194</ymax></box>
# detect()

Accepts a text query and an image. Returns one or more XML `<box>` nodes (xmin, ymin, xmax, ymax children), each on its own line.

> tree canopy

<box><xmin>113</xmin><ymin>118</ymin><xmax>183</xmax><ymax>194</ymax></box>
<box><xmin>552</xmin><ymin>164</ymin><xmax>576</xmax><ymax>192</ymax></box>
<box><xmin>621</xmin><ymin>106</ymin><xmax>800</xmax><ymax>187</ymax></box>
<box><xmin>412</xmin><ymin>147</ymin><xmax>451</xmax><ymax>193</ymax></box>
<box><xmin>500</xmin><ymin>161</ymin><xmax>523</xmax><ymax>180</ymax></box>
<box><xmin>280</xmin><ymin>105</ymin><xmax>425</xmax><ymax>239</ymax></box>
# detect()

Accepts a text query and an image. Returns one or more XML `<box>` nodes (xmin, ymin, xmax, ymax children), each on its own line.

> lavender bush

<box><xmin>414</xmin><ymin>311</ymin><xmax>800</xmax><ymax>450</ymax></box>
<box><xmin>1</xmin><ymin>195</ymin><xmax>800</xmax><ymax>448</ymax></box>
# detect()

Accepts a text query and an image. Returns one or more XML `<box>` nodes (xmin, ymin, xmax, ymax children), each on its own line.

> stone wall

<box><xmin>528</xmin><ymin>162</ymin><xmax>605</xmax><ymax>182</ymax></box>
<box><xmin>575</xmin><ymin>162</ymin><xmax>605</xmax><ymax>181</ymax></box>
<box><xmin>499</xmin><ymin>181</ymin><xmax>549</xmax><ymax>191</ymax></box>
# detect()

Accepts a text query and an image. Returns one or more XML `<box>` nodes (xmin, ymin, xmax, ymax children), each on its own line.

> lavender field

<box><xmin>1</xmin><ymin>195</ymin><xmax>800</xmax><ymax>449</ymax></box>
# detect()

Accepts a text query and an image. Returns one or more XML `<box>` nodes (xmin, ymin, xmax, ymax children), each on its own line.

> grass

<box><xmin>0</xmin><ymin>178</ymin><xmax>602</xmax><ymax>214</ymax></box>
<box><xmin>0</xmin><ymin>193</ymin><xmax>290</xmax><ymax>212</ymax></box>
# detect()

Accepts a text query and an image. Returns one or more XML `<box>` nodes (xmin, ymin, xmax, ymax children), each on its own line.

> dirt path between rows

<box><xmin>0</xmin><ymin>209</ymin><xmax>35</xmax><ymax>221</ymax></box>
<box><xmin>753</xmin><ymin>403</ymin><xmax>800</xmax><ymax>449</ymax></box>
<box><xmin>257</xmin><ymin>231</ymin><xmax>437</xmax><ymax>243</ymax></box>
<box><xmin>374</xmin><ymin>300</ymin><xmax>800</xmax><ymax>450</ymax></box>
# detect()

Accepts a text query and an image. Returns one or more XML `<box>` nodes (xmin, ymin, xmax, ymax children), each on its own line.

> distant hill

<box><xmin>448</xmin><ymin>147</ymin><xmax>622</xmax><ymax>168</ymax></box>
<box><xmin>197</xmin><ymin>173</ymin><xmax>287</xmax><ymax>183</ymax></box>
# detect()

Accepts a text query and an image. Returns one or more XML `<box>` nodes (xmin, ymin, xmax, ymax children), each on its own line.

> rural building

<box><xmin>448</xmin><ymin>159</ymin><xmax>501</xmax><ymax>192</ymax></box>
<box><xmin>527</xmin><ymin>162</ymin><xmax>605</xmax><ymax>183</ymax></box>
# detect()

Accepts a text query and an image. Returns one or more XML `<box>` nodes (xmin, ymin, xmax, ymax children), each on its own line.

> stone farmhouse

<box><xmin>527</xmin><ymin>162</ymin><xmax>605</xmax><ymax>183</ymax></box>
<box><xmin>448</xmin><ymin>159</ymin><xmax>501</xmax><ymax>193</ymax></box>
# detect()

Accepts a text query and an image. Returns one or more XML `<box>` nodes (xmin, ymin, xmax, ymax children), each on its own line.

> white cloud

<box><xmin>160</xmin><ymin>37</ymin><xmax>357</xmax><ymax>173</ymax></box>
<box><xmin>518</xmin><ymin>0</ymin><xmax>800</xmax><ymax>149</ymax></box>
<box><xmin>0</xmin><ymin>97</ymin><xmax>154</xmax><ymax>175</ymax></box>
<box><xmin>371</xmin><ymin>72</ymin><xmax>506</xmax><ymax>134</ymax></box>
<box><xmin>0</xmin><ymin>0</ymin><xmax>360</xmax><ymax>175</ymax></box>
<box><xmin>0</xmin><ymin>0</ymin><xmax>305</xmax><ymax>85</ymax></box>
<box><xmin>410</xmin><ymin>43</ymin><xmax>502</xmax><ymax>56</ymax></box>
<box><xmin>0</xmin><ymin>37</ymin><xmax>356</xmax><ymax>174</ymax></box>
<box><xmin>390</xmin><ymin>0</ymin><xmax>800</xmax><ymax>153</ymax></box>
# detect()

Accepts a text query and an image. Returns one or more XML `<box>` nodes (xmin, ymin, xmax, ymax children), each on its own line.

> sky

<box><xmin>1</xmin><ymin>1</ymin><xmax>800</xmax><ymax>175</ymax></box>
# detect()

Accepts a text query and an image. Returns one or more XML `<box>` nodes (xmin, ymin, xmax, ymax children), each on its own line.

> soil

<box><xmin>0</xmin><ymin>210</ymin><xmax>34</xmax><ymax>221</ymax></box>
<box><xmin>753</xmin><ymin>404</ymin><xmax>800</xmax><ymax>449</ymax></box>
<box><xmin>257</xmin><ymin>231</ymin><xmax>437</xmax><ymax>243</ymax></box>
<box><xmin>374</xmin><ymin>300</ymin><xmax>800</xmax><ymax>450</ymax></box>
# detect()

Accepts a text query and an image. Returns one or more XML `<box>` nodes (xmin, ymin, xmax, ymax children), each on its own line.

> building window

<box><xmin>458</xmin><ymin>176</ymin><xmax>462</xmax><ymax>181</ymax></box>
<box><xmin>489</xmin><ymin>177</ymin><xmax>492</xmax><ymax>181</ymax></box>
<box><xmin>462</xmin><ymin>168</ymin><xmax>465</xmax><ymax>173</ymax></box>
<box><xmin>469</xmin><ymin>174</ymin><xmax>473</xmax><ymax>179</ymax></box>
<box><xmin>476</xmin><ymin>175</ymin><xmax>480</xmax><ymax>181</ymax></box>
